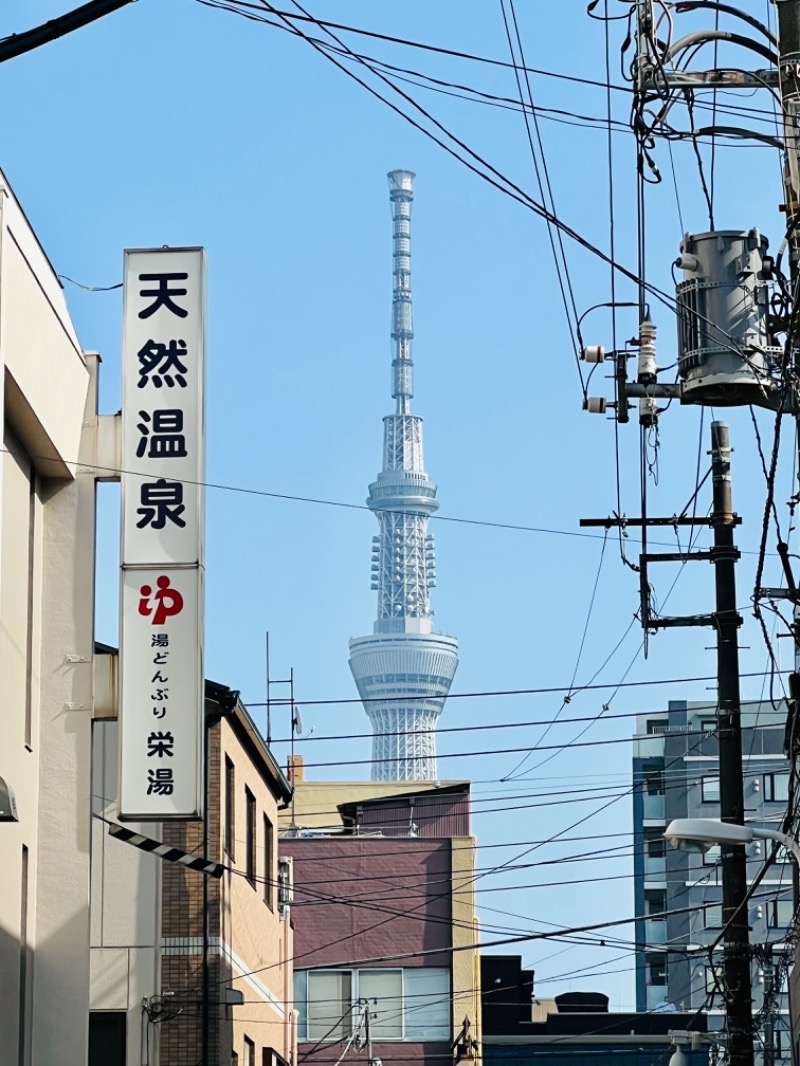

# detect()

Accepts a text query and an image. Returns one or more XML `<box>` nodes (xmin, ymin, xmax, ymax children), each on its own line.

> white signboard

<box><xmin>119</xmin><ymin>248</ymin><xmax>206</xmax><ymax>820</ymax></box>
<box><xmin>120</xmin><ymin>249</ymin><xmax>206</xmax><ymax>567</ymax></box>
<box><xmin>118</xmin><ymin>568</ymin><xmax>203</xmax><ymax>818</ymax></box>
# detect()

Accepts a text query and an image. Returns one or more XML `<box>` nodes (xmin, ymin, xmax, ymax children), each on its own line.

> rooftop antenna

<box><xmin>265</xmin><ymin>633</ymin><xmax>299</xmax><ymax>822</ymax></box>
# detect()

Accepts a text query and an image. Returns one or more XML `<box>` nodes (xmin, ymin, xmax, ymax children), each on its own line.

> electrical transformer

<box><xmin>675</xmin><ymin>228</ymin><xmax>781</xmax><ymax>407</ymax></box>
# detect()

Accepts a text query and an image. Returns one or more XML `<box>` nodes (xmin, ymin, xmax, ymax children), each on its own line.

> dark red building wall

<box><xmin>282</xmin><ymin>837</ymin><xmax>452</xmax><ymax>968</ymax></box>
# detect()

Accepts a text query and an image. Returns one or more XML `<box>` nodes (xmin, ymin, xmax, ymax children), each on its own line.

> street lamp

<box><xmin>664</xmin><ymin>818</ymin><xmax>800</xmax><ymax>865</ymax></box>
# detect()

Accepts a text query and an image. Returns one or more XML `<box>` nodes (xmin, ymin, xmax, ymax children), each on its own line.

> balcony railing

<box><xmin>645</xmin><ymin>918</ymin><xmax>667</xmax><ymax>944</ymax></box>
<box><xmin>644</xmin><ymin>856</ymin><xmax>666</xmax><ymax>878</ymax></box>
<box><xmin>643</xmin><ymin>794</ymin><xmax>665</xmax><ymax>820</ymax></box>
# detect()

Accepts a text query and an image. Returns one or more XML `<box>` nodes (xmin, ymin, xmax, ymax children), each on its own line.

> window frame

<box><xmin>244</xmin><ymin>1036</ymin><xmax>256</xmax><ymax>1066</ymax></box>
<box><xmin>264</xmin><ymin>813</ymin><xmax>274</xmax><ymax>909</ymax></box>
<box><xmin>704</xmin><ymin>903</ymin><xmax>723</xmax><ymax>929</ymax></box>
<box><xmin>646</xmin><ymin>952</ymin><xmax>667</xmax><ymax>987</ymax></box>
<box><xmin>645</xmin><ymin>832</ymin><xmax>666</xmax><ymax>858</ymax></box>
<box><xmin>645</xmin><ymin>770</ymin><xmax>665</xmax><ymax>796</ymax></box>
<box><xmin>224</xmin><ymin>756</ymin><xmax>235</xmax><ymax>859</ymax></box>
<box><xmin>297</xmin><ymin>967</ymin><xmax>450</xmax><ymax>1043</ymax></box>
<box><xmin>245</xmin><ymin>787</ymin><xmax>256</xmax><ymax>886</ymax></box>
<box><xmin>359</xmin><ymin>969</ymin><xmax>404</xmax><ymax>1040</ymax></box>
<box><xmin>306</xmin><ymin>970</ymin><xmax>353</xmax><ymax>1042</ymax></box>
<box><xmin>764</xmin><ymin>773</ymin><xmax>790</xmax><ymax>803</ymax></box>
<box><xmin>768</xmin><ymin>897</ymin><xmax>795</xmax><ymax>929</ymax></box>
<box><xmin>701</xmin><ymin>776</ymin><xmax>720</xmax><ymax>803</ymax></box>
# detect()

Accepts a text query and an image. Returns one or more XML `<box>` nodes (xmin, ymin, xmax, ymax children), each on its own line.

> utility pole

<box><xmin>762</xmin><ymin>945</ymin><xmax>776</xmax><ymax>1066</ymax></box>
<box><xmin>581</xmin><ymin>421</ymin><xmax>753</xmax><ymax>1066</ymax></box>
<box><xmin>776</xmin><ymin>1</ymin><xmax>800</xmax><ymax>668</ymax></box>
<box><xmin>710</xmin><ymin>422</ymin><xmax>753</xmax><ymax>1066</ymax></box>
<box><xmin>580</xmin><ymin>5</ymin><xmax>800</xmax><ymax>1064</ymax></box>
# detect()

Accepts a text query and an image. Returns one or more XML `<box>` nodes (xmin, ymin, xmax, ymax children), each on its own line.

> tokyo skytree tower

<box><xmin>348</xmin><ymin>171</ymin><xmax>459</xmax><ymax>782</ymax></box>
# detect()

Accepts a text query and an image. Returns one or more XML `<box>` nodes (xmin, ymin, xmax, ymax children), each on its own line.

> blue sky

<box><xmin>3</xmin><ymin>0</ymin><xmax>792</xmax><ymax>1008</ymax></box>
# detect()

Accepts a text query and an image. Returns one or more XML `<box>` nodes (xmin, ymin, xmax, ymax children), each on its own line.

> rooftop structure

<box><xmin>348</xmin><ymin>170</ymin><xmax>458</xmax><ymax>781</ymax></box>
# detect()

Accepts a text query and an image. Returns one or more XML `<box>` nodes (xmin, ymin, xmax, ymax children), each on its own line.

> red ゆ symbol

<box><xmin>138</xmin><ymin>576</ymin><xmax>184</xmax><ymax>626</ymax></box>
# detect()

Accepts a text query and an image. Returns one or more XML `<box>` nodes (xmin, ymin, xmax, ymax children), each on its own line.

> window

<box><xmin>24</xmin><ymin>467</ymin><xmax>36</xmax><ymax>750</ymax></box>
<box><xmin>645</xmin><ymin>771</ymin><xmax>665</xmax><ymax>796</ymax></box>
<box><xmin>307</xmin><ymin>971</ymin><xmax>352</xmax><ymax>1041</ymax></box>
<box><xmin>402</xmin><ymin>969</ymin><xmax>450</xmax><ymax>1040</ymax></box>
<box><xmin>645</xmin><ymin>832</ymin><xmax>666</xmax><ymax>858</ymax></box>
<box><xmin>232</xmin><ymin>1054</ymin><xmax>239</xmax><ymax>1066</ymax></box>
<box><xmin>244</xmin><ymin>1037</ymin><xmax>256</xmax><ymax>1066</ymax></box>
<box><xmin>360</xmin><ymin>970</ymin><xmax>403</xmax><ymax>1039</ymax></box>
<box><xmin>645</xmin><ymin>890</ymin><xmax>666</xmax><ymax>916</ymax></box>
<box><xmin>646</xmin><ymin>953</ymin><xmax>667</xmax><ymax>986</ymax></box>
<box><xmin>768</xmin><ymin>898</ymin><xmax>795</xmax><ymax>928</ymax></box>
<box><xmin>264</xmin><ymin>814</ymin><xmax>274</xmax><ymax>909</ymax></box>
<box><xmin>225</xmin><ymin>756</ymin><xmax>235</xmax><ymax>859</ymax></box>
<box><xmin>705</xmin><ymin>965</ymin><xmax>720</xmax><ymax>994</ymax></box>
<box><xmin>245</xmin><ymin>788</ymin><xmax>256</xmax><ymax>886</ymax></box>
<box><xmin>704</xmin><ymin>903</ymin><xmax>723</xmax><ymax>929</ymax></box>
<box><xmin>19</xmin><ymin>845</ymin><xmax>29</xmax><ymax>1066</ymax></box>
<box><xmin>646</xmin><ymin>719</ymin><xmax>667</xmax><ymax>735</ymax></box>
<box><xmin>89</xmin><ymin>1012</ymin><xmax>126</xmax><ymax>1066</ymax></box>
<box><xmin>700</xmin><ymin>718</ymin><xmax>717</xmax><ymax>733</ymax></box>
<box><xmin>764</xmin><ymin>773</ymin><xmax>790</xmax><ymax>803</ymax></box>
<box><xmin>278</xmin><ymin>857</ymin><xmax>292</xmax><ymax>916</ymax></box>
<box><xmin>295</xmin><ymin>968</ymin><xmax>450</xmax><ymax>1042</ymax></box>
<box><xmin>701</xmin><ymin>776</ymin><xmax>720</xmax><ymax>803</ymax></box>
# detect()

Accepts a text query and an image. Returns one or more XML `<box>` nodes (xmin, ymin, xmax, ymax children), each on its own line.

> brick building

<box><xmin>91</xmin><ymin>662</ymin><xmax>295</xmax><ymax>1066</ymax></box>
<box><xmin>160</xmin><ymin>681</ymin><xmax>295</xmax><ymax>1066</ymax></box>
<box><xmin>280</xmin><ymin>770</ymin><xmax>480</xmax><ymax>1066</ymax></box>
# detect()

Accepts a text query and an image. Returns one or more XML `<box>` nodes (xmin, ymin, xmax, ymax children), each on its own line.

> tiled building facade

<box><xmin>160</xmin><ymin>683</ymin><xmax>295</xmax><ymax>1066</ymax></box>
<box><xmin>280</xmin><ymin>774</ymin><xmax>480</xmax><ymax>1066</ymax></box>
<box><xmin>632</xmin><ymin>700</ymin><xmax>792</xmax><ymax>1063</ymax></box>
<box><xmin>90</xmin><ymin>664</ymin><xmax>295</xmax><ymax>1066</ymax></box>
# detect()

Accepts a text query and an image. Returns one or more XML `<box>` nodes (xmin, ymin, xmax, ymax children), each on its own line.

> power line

<box><xmin>264</xmin><ymin>684</ymin><xmax>768</xmax><ymax>728</ymax></box>
<box><xmin>0</xmin><ymin>444</ymin><xmax>712</xmax><ymax>548</ymax></box>
<box><xmin>198</xmin><ymin>0</ymin><xmax>759</xmax><ymax>359</ymax></box>
<box><xmin>279</xmin><ymin>765</ymin><xmax>785</xmax><ymax>828</ymax></box>
<box><xmin>196</xmin><ymin>0</ymin><xmax>634</xmax><ymax>93</ymax></box>
<box><xmin>285</xmin><ymin>727</ymin><xmax>712</xmax><ymax>770</ymax></box>
<box><xmin>0</xmin><ymin>0</ymin><xmax>135</xmax><ymax>64</ymax></box>
<box><xmin>252</xmin><ymin>669</ymin><xmax>782</xmax><ymax>710</ymax></box>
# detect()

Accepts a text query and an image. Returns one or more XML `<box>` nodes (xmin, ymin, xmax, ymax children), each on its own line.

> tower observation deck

<box><xmin>348</xmin><ymin>170</ymin><xmax>459</xmax><ymax>782</ymax></box>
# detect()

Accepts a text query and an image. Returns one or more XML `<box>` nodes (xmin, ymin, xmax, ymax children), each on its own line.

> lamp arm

<box><xmin>753</xmin><ymin>827</ymin><xmax>800</xmax><ymax>865</ymax></box>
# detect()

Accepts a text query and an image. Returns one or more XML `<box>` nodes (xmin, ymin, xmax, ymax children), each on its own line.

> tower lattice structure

<box><xmin>348</xmin><ymin>170</ymin><xmax>459</xmax><ymax>782</ymax></box>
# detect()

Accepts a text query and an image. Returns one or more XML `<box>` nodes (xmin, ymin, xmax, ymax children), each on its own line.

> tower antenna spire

<box><xmin>348</xmin><ymin>171</ymin><xmax>459</xmax><ymax>782</ymax></box>
<box><xmin>388</xmin><ymin>169</ymin><xmax>415</xmax><ymax>415</ymax></box>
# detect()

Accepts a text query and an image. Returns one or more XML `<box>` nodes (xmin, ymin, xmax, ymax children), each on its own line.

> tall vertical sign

<box><xmin>119</xmin><ymin>248</ymin><xmax>206</xmax><ymax>820</ymax></box>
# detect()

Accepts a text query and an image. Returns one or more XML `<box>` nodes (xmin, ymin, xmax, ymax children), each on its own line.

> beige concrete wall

<box><xmin>0</xmin><ymin>182</ymin><xmax>86</xmax><ymax>476</ymax></box>
<box><xmin>90</xmin><ymin>718</ymin><xmax>162</xmax><ymax>1066</ymax></box>
<box><xmin>220</xmin><ymin>715</ymin><xmax>294</xmax><ymax>1063</ymax></box>
<box><xmin>0</xmin><ymin>425</ymin><xmax>40</xmax><ymax>1066</ymax></box>
<box><xmin>0</xmin><ymin>174</ymin><xmax>94</xmax><ymax>1066</ymax></box>
<box><xmin>30</xmin><ymin>388</ymin><xmax>95</xmax><ymax>1066</ymax></box>
<box><xmin>451</xmin><ymin>836</ymin><xmax>481</xmax><ymax>1053</ymax></box>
